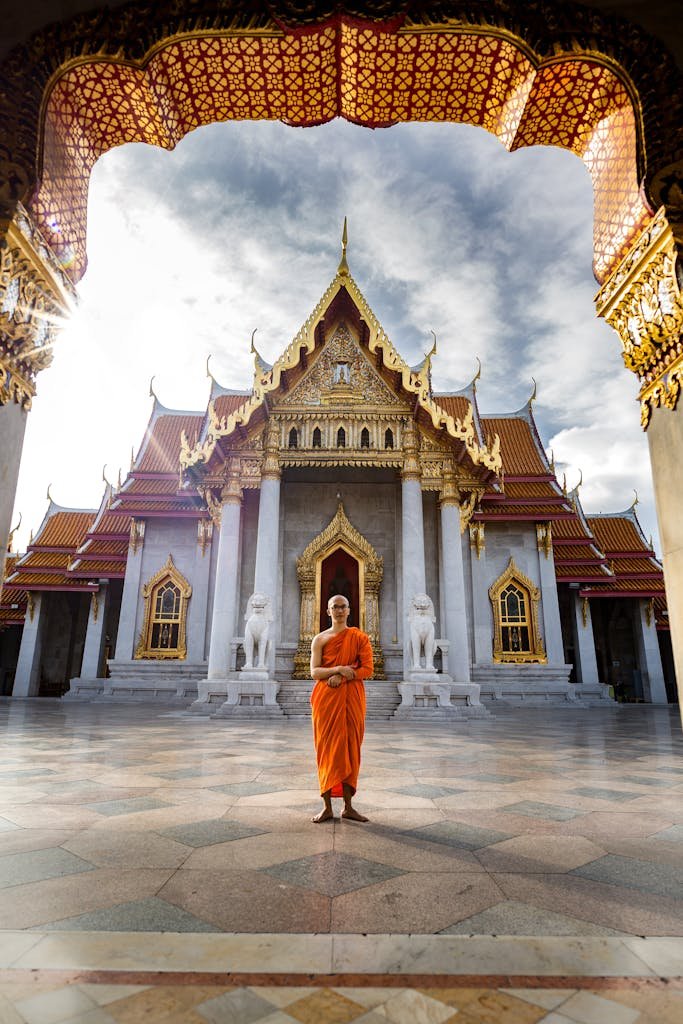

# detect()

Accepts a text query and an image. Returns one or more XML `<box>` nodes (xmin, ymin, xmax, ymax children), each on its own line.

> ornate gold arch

<box><xmin>488</xmin><ymin>557</ymin><xmax>546</xmax><ymax>664</ymax></box>
<box><xmin>293</xmin><ymin>502</ymin><xmax>384</xmax><ymax>678</ymax></box>
<box><xmin>135</xmin><ymin>554</ymin><xmax>192</xmax><ymax>660</ymax></box>
<box><xmin>2</xmin><ymin>1</ymin><xmax>682</xmax><ymax>286</ymax></box>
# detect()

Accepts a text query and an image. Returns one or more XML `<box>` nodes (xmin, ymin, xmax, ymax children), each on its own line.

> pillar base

<box><xmin>191</xmin><ymin>674</ymin><xmax>283</xmax><ymax>718</ymax></box>
<box><xmin>396</xmin><ymin>676</ymin><xmax>488</xmax><ymax>718</ymax></box>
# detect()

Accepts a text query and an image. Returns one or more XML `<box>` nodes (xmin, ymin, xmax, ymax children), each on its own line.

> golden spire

<box><xmin>548</xmin><ymin>448</ymin><xmax>556</xmax><ymax>475</ymax></box>
<box><xmin>7</xmin><ymin>513</ymin><xmax>21</xmax><ymax>553</ymax></box>
<box><xmin>337</xmin><ymin>217</ymin><xmax>350</xmax><ymax>277</ymax></box>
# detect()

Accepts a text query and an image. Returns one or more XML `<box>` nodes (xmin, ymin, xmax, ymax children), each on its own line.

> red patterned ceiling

<box><xmin>31</xmin><ymin>22</ymin><xmax>648</xmax><ymax>283</ymax></box>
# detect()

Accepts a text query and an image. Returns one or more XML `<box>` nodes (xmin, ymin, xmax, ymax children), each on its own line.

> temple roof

<box><xmin>180</xmin><ymin>258</ymin><xmax>502</xmax><ymax>482</ymax></box>
<box><xmin>0</xmin><ymin>554</ymin><xmax>27</xmax><ymax>629</ymax></box>
<box><xmin>8</xmin><ymin>502</ymin><xmax>98</xmax><ymax>593</ymax></box>
<box><xmin>68</xmin><ymin>488</ymin><xmax>131</xmax><ymax>581</ymax></box>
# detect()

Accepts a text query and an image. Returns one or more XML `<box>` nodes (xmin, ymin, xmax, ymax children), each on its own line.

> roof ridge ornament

<box><xmin>529</xmin><ymin>377</ymin><xmax>537</xmax><ymax>404</ymax></box>
<box><xmin>472</xmin><ymin>356</ymin><xmax>482</xmax><ymax>392</ymax></box>
<box><xmin>632</xmin><ymin>488</ymin><xmax>639</xmax><ymax>508</ymax></box>
<box><xmin>337</xmin><ymin>217</ymin><xmax>350</xmax><ymax>277</ymax></box>
<box><xmin>149</xmin><ymin>375</ymin><xmax>158</xmax><ymax>400</ymax></box>
<box><xmin>7</xmin><ymin>512</ymin><xmax>21</xmax><ymax>553</ymax></box>
<box><xmin>206</xmin><ymin>354</ymin><xmax>217</xmax><ymax>385</ymax></box>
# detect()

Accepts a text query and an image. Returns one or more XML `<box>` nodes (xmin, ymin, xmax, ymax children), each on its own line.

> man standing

<box><xmin>310</xmin><ymin>594</ymin><xmax>373</xmax><ymax>823</ymax></box>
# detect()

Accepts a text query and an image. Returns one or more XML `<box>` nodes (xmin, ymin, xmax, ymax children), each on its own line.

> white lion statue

<box><xmin>243</xmin><ymin>592</ymin><xmax>273</xmax><ymax>670</ymax></box>
<box><xmin>409</xmin><ymin>593</ymin><xmax>436</xmax><ymax>671</ymax></box>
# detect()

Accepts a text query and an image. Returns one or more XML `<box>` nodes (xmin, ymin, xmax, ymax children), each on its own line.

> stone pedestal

<box><xmin>396</xmin><ymin>670</ymin><xmax>488</xmax><ymax>718</ymax></box>
<box><xmin>192</xmin><ymin>669</ymin><xmax>283</xmax><ymax>718</ymax></box>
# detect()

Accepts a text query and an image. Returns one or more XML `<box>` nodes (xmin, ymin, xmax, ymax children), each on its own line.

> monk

<box><xmin>310</xmin><ymin>594</ymin><xmax>373</xmax><ymax>823</ymax></box>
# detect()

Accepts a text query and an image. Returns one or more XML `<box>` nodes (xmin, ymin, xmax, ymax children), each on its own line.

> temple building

<box><xmin>0</xmin><ymin>249</ymin><xmax>675</xmax><ymax>712</ymax></box>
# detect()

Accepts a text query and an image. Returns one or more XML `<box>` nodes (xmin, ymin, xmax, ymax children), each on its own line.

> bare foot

<box><xmin>311</xmin><ymin>807</ymin><xmax>334</xmax><ymax>823</ymax></box>
<box><xmin>341</xmin><ymin>807</ymin><xmax>369</xmax><ymax>822</ymax></box>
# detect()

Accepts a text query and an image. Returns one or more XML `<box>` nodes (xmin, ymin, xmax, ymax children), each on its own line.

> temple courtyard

<box><xmin>0</xmin><ymin>700</ymin><xmax>681</xmax><ymax>1023</ymax></box>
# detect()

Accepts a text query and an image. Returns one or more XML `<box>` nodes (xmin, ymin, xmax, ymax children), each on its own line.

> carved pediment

<box><xmin>279</xmin><ymin>322</ymin><xmax>407</xmax><ymax>411</ymax></box>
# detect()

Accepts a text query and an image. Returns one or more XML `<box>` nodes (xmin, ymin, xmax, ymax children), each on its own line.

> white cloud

<box><xmin>11</xmin><ymin>118</ymin><xmax>660</xmax><ymax>554</ymax></box>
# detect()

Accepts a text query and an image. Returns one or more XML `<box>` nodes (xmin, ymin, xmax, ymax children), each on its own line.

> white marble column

<box><xmin>79</xmin><ymin>587</ymin><xmax>108</xmax><ymax>679</ymax></box>
<box><xmin>401</xmin><ymin>425</ymin><xmax>427</xmax><ymax>671</ymax></box>
<box><xmin>0</xmin><ymin>402</ymin><xmax>28</xmax><ymax>590</ymax></box>
<box><xmin>536</xmin><ymin>525</ymin><xmax>565</xmax><ymax>664</ymax></box>
<box><xmin>634</xmin><ymin>599</ymin><xmax>668</xmax><ymax>703</ymax></box>
<box><xmin>570</xmin><ymin>592</ymin><xmax>600</xmax><ymax>685</ymax></box>
<box><xmin>114</xmin><ymin>522</ymin><xmax>145</xmax><ymax>660</ymax></box>
<box><xmin>13</xmin><ymin>593</ymin><xmax>46</xmax><ymax>696</ymax></box>
<box><xmin>440</xmin><ymin>485</ymin><xmax>471</xmax><ymax>681</ymax></box>
<box><xmin>207</xmin><ymin>475</ymin><xmax>243</xmax><ymax>680</ymax></box>
<box><xmin>186</xmin><ymin>520</ymin><xmax>213</xmax><ymax>663</ymax></box>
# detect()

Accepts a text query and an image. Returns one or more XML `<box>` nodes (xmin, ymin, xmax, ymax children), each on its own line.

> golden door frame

<box><xmin>293</xmin><ymin>502</ymin><xmax>384</xmax><ymax>678</ymax></box>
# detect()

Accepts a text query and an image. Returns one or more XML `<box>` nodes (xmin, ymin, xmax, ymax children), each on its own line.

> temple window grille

<box><xmin>361</xmin><ymin>427</ymin><xmax>370</xmax><ymax>449</ymax></box>
<box><xmin>288</xmin><ymin>427</ymin><xmax>298</xmax><ymax>449</ymax></box>
<box><xmin>488</xmin><ymin>559</ymin><xmax>546</xmax><ymax>664</ymax></box>
<box><xmin>337</xmin><ymin>427</ymin><xmax>346</xmax><ymax>448</ymax></box>
<box><xmin>135</xmin><ymin>557</ymin><xmax>192</xmax><ymax>660</ymax></box>
<box><xmin>385</xmin><ymin>428</ymin><xmax>394</xmax><ymax>449</ymax></box>
<box><xmin>312</xmin><ymin>426</ymin><xmax>322</xmax><ymax>448</ymax></box>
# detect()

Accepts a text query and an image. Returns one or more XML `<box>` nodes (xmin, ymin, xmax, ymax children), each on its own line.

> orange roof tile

<box><xmin>138</xmin><ymin>414</ymin><xmax>203</xmax><ymax>473</ymax></box>
<box><xmin>432</xmin><ymin>395</ymin><xmax>472</xmax><ymax>423</ymax></box>
<box><xmin>32</xmin><ymin>511</ymin><xmax>95</xmax><ymax>550</ymax></box>
<box><xmin>588</xmin><ymin>516</ymin><xmax>650</xmax><ymax>554</ymax></box>
<box><xmin>214</xmin><ymin>393</ymin><xmax>250</xmax><ymax>420</ymax></box>
<box><xmin>481</xmin><ymin>418</ymin><xmax>547</xmax><ymax>476</ymax></box>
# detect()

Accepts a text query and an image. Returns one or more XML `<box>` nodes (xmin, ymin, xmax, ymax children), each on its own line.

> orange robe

<box><xmin>311</xmin><ymin>626</ymin><xmax>374</xmax><ymax>797</ymax></box>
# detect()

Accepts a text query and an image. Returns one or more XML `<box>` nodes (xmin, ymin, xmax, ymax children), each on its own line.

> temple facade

<box><xmin>1</xmin><ymin>254</ymin><xmax>675</xmax><ymax>713</ymax></box>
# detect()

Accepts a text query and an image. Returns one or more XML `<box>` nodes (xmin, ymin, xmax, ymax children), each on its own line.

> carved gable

<box><xmin>278</xmin><ymin>322</ymin><xmax>407</xmax><ymax>410</ymax></box>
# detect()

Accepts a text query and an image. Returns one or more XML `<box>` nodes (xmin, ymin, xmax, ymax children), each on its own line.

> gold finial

<box><xmin>562</xmin><ymin>472</ymin><xmax>567</xmax><ymax>496</ymax></box>
<box><xmin>548</xmin><ymin>448</ymin><xmax>556</xmax><ymax>475</ymax></box>
<box><xmin>130</xmin><ymin>447</ymin><xmax>135</xmax><ymax>470</ymax></box>
<box><xmin>337</xmin><ymin>217</ymin><xmax>349</xmax><ymax>277</ymax></box>
<box><xmin>29</xmin><ymin>528</ymin><xmax>34</xmax><ymax>545</ymax></box>
<box><xmin>472</xmin><ymin>356</ymin><xmax>482</xmax><ymax>389</ymax></box>
<box><xmin>575</xmin><ymin>468</ymin><xmax>583</xmax><ymax>492</ymax></box>
<box><xmin>649</xmin><ymin>534</ymin><xmax>654</xmax><ymax>551</ymax></box>
<box><xmin>206</xmin><ymin>354</ymin><xmax>216</xmax><ymax>383</ymax></box>
<box><xmin>632</xmin><ymin>489</ymin><xmax>639</xmax><ymax>508</ymax></box>
<box><xmin>117</xmin><ymin>467</ymin><xmax>122</xmax><ymax>489</ymax></box>
<box><xmin>250</xmin><ymin>328</ymin><xmax>258</xmax><ymax>354</ymax></box>
<box><xmin>529</xmin><ymin>377</ymin><xmax>537</xmax><ymax>403</ymax></box>
<box><xmin>427</xmin><ymin>330</ymin><xmax>437</xmax><ymax>358</ymax></box>
<box><xmin>46</xmin><ymin>483</ymin><xmax>54</xmax><ymax>503</ymax></box>
<box><xmin>149</xmin><ymin>375</ymin><xmax>157</xmax><ymax>399</ymax></box>
<box><xmin>102</xmin><ymin>463</ymin><xmax>111</xmax><ymax>486</ymax></box>
<box><xmin>7</xmin><ymin>513</ymin><xmax>21</xmax><ymax>553</ymax></box>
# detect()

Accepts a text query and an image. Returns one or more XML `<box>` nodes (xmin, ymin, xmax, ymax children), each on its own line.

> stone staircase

<box><xmin>276</xmin><ymin>679</ymin><xmax>401</xmax><ymax>720</ymax></box>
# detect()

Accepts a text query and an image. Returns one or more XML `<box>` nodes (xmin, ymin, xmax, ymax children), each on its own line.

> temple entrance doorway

<box><xmin>319</xmin><ymin>548</ymin><xmax>360</xmax><ymax>631</ymax></box>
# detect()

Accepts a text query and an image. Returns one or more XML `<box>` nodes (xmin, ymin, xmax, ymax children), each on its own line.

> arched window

<box><xmin>288</xmin><ymin>427</ymin><xmax>298</xmax><ymax>449</ymax></box>
<box><xmin>135</xmin><ymin>555</ymin><xmax>192</xmax><ymax>660</ymax></box>
<box><xmin>384</xmin><ymin>427</ymin><xmax>394</xmax><ymax>449</ymax></box>
<box><xmin>312</xmin><ymin>426</ymin><xmax>322</xmax><ymax>448</ymax></box>
<box><xmin>337</xmin><ymin>426</ymin><xmax>346</xmax><ymax>448</ymax></box>
<box><xmin>489</xmin><ymin>558</ymin><xmax>546</xmax><ymax>663</ymax></box>
<box><xmin>360</xmin><ymin>427</ymin><xmax>370</xmax><ymax>449</ymax></box>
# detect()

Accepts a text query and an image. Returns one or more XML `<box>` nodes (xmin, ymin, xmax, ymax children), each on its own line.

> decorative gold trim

<box><xmin>489</xmin><ymin>558</ymin><xmax>546</xmax><ymax>663</ymax></box>
<box><xmin>581</xmin><ymin>596</ymin><xmax>589</xmax><ymax>628</ymax></box>
<box><xmin>645</xmin><ymin>597</ymin><xmax>654</xmax><ymax>628</ymax></box>
<box><xmin>134</xmin><ymin>555</ymin><xmax>192</xmax><ymax>660</ymax></box>
<box><xmin>26</xmin><ymin>593</ymin><xmax>35</xmax><ymax>622</ymax></box>
<box><xmin>197</xmin><ymin>518</ymin><xmax>213</xmax><ymax>556</ymax></box>
<box><xmin>91</xmin><ymin>593</ymin><xmax>99</xmax><ymax>623</ymax></box>
<box><xmin>293</xmin><ymin>502</ymin><xmax>384</xmax><ymax>678</ymax></box>
<box><xmin>595</xmin><ymin>207</ymin><xmax>683</xmax><ymax>431</ymax></box>
<box><xmin>536</xmin><ymin>522</ymin><xmax>552</xmax><ymax>559</ymax></box>
<box><xmin>129</xmin><ymin>518</ymin><xmax>145</xmax><ymax>554</ymax></box>
<box><xmin>469</xmin><ymin>522</ymin><xmax>485</xmax><ymax>559</ymax></box>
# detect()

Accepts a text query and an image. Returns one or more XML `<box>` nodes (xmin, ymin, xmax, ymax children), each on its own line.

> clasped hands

<box><xmin>326</xmin><ymin>665</ymin><xmax>355</xmax><ymax>688</ymax></box>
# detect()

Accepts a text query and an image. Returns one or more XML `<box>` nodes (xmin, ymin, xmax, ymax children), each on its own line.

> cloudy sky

<box><xmin>12</xmin><ymin>117</ymin><xmax>657</xmax><ymax>550</ymax></box>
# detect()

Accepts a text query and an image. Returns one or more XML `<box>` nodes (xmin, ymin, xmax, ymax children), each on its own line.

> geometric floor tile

<box><xmin>462</xmin><ymin>773</ymin><xmax>523</xmax><ymax>783</ymax></box>
<box><xmin>389</xmin><ymin>783</ymin><xmax>464</xmax><ymax>798</ymax></box>
<box><xmin>501</xmin><ymin>801</ymin><xmax>585</xmax><ymax>821</ymax></box>
<box><xmin>568</xmin><ymin>788</ymin><xmax>643</xmax><ymax>802</ymax></box>
<box><xmin>439</xmin><ymin>899</ymin><xmax>628</xmax><ymax>936</ymax></box>
<box><xmin>406</xmin><ymin>821</ymin><xmax>513</xmax><ymax>850</ymax></box>
<box><xmin>570</xmin><ymin>854</ymin><xmax>683</xmax><ymax>898</ymax></box>
<box><xmin>158</xmin><ymin>819</ymin><xmax>269</xmax><ymax>847</ymax></box>
<box><xmin>85</xmin><ymin>797</ymin><xmax>172</xmax><ymax>816</ymax></box>
<box><xmin>39</xmin><ymin>896</ymin><xmax>220</xmax><ymax>933</ymax></box>
<box><xmin>208</xmin><ymin>781</ymin><xmax>287</xmax><ymax>796</ymax></box>
<box><xmin>197</xmin><ymin>987</ymin><xmax>280</xmax><ymax>1023</ymax></box>
<box><xmin>0</xmin><ymin>847</ymin><xmax>95</xmax><ymax>889</ymax></box>
<box><xmin>263</xmin><ymin>851</ymin><xmax>405</xmax><ymax>897</ymax></box>
<box><xmin>654</xmin><ymin>825</ymin><xmax>683</xmax><ymax>842</ymax></box>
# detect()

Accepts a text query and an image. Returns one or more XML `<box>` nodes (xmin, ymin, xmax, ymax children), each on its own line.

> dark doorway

<box><xmin>320</xmin><ymin>549</ymin><xmax>359</xmax><ymax>631</ymax></box>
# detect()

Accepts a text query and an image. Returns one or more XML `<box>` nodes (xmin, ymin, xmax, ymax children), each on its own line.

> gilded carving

<box><xmin>0</xmin><ymin>208</ymin><xmax>73</xmax><ymax>408</ymax></box>
<box><xmin>536</xmin><ymin>522</ymin><xmax>552</xmax><ymax>559</ymax></box>
<box><xmin>293</xmin><ymin>502</ymin><xmax>384</xmax><ymax>679</ymax></box>
<box><xmin>489</xmin><ymin>558</ymin><xmax>546</xmax><ymax>664</ymax></box>
<box><xmin>581</xmin><ymin>596</ymin><xmax>589</xmax><ymax>628</ymax></box>
<box><xmin>596</xmin><ymin>208</ymin><xmax>683</xmax><ymax>428</ymax></box>
<box><xmin>197</xmin><ymin>518</ymin><xmax>213</xmax><ymax>556</ymax></box>
<box><xmin>469</xmin><ymin>521</ymin><xmax>485</xmax><ymax>559</ymax></box>
<box><xmin>459</xmin><ymin>488</ymin><xmax>484</xmax><ymax>534</ymax></box>
<box><xmin>135</xmin><ymin>555</ymin><xmax>192</xmax><ymax>660</ymax></box>
<box><xmin>129</xmin><ymin>518</ymin><xmax>145</xmax><ymax>554</ymax></box>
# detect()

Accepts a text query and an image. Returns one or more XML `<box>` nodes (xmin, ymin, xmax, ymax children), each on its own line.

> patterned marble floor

<box><xmin>0</xmin><ymin>699</ymin><xmax>681</xmax><ymax>1022</ymax></box>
